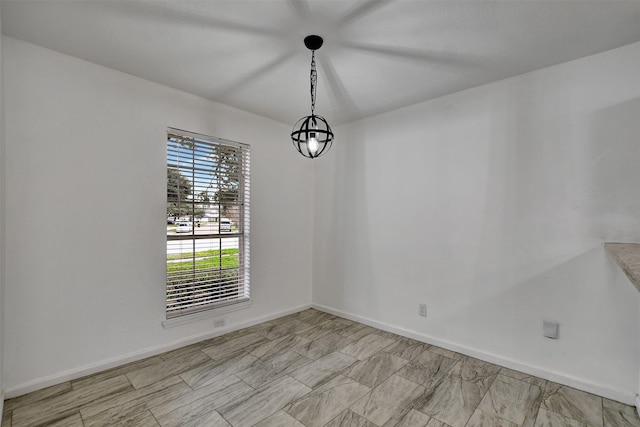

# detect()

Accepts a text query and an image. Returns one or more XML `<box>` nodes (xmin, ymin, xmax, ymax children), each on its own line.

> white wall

<box><xmin>2</xmin><ymin>36</ymin><xmax>313</xmax><ymax>395</ymax></box>
<box><xmin>313</xmin><ymin>42</ymin><xmax>640</xmax><ymax>403</ymax></box>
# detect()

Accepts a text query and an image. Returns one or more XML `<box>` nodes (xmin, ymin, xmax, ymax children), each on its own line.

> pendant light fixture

<box><xmin>291</xmin><ymin>35</ymin><xmax>334</xmax><ymax>159</ymax></box>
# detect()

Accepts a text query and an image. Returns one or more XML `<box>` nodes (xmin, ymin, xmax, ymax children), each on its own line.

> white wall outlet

<box><xmin>214</xmin><ymin>318</ymin><xmax>226</xmax><ymax>328</ymax></box>
<box><xmin>543</xmin><ymin>320</ymin><xmax>559</xmax><ymax>339</ymax></box>
<box><xmin>419</xmin><ymin>303</ymin><xmax>427</xmax><ymax>317</ymax></box>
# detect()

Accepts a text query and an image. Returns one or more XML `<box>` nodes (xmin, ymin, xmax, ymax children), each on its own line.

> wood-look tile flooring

<box><xmin>3</xmin><ymin>309</ymin><xmax>640</xmax><ymax>427</ymax></box>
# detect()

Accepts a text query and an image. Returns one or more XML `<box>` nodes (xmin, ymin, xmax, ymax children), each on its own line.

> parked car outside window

<box><xmin>176</xmin><ymin>222</ymin><xmax>193</xmax><ymax>233</ymax></box>
<box><xmin>220</xmin><ymin>220</ymin><xmax>232</xmax><ymax>232</ymax></box>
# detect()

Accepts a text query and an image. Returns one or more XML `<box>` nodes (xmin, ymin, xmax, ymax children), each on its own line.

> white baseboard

<box><xmin>0</xmin><ymin>393</ymin><xmax>4</xmax><ymax>427</ymax></box>
<box><xmin>635</xmin><ymin>395</ymin><xmax>640</xmax><ymax>419</ymax></box>
<box><xmin>312</xmin><ymin>303</ymin><xmax>636</xmax><ymax>406</ymax></box>
<box><xmin>4</xmin><ymin>304</ymin><xmax>311</xmax><ymax>399</ymax></box>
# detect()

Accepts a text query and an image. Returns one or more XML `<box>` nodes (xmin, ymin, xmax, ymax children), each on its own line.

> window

<box><xmin>166</xmin><ymin>128</ymin><xmax>250</xmax><ymax>318</ymax></box>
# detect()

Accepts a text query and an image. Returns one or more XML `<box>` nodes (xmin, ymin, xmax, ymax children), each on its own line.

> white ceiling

<box><xmin>2</xmin><ymin>0</ymin><xmax>640</xmax><ymax>126</ymax></box>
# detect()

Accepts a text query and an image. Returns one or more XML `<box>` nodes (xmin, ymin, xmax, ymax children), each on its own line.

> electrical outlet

<box><xmin>419</xmin><ymin>304</ymin><xmax>427</xmax><ymax>317</ymax></box>
<box><xmin>543</xmin><ymin>320</ymin><xmax>558</xmax><ymax>339</ymax></box>
<box><xmin>214</xmin><ymin>318</ymin><xmax>226</xmax><ymax>328</ymax></box>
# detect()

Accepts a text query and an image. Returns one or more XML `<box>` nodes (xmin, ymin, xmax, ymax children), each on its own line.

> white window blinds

<box><xmin>166</xmin><ymin>128</ymin><xmax>250</xmax><ymax>318</ymax></box>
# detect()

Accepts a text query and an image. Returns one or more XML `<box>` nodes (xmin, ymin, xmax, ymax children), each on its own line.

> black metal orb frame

<box><xmin>291</xmin><ymin>114</ymin><xmax>334</xmax><ymax>159</ymax></box>
<box><xmin>291</xmin><ymin>35</ymin><xmax>334</xmax><ymax>159</ymax></box>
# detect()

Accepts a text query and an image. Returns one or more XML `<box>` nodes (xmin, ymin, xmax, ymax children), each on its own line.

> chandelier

<box><xmin>291</xmin><ymin>35</ymin><xmax>334</xmax><ymax>159</ymax></box>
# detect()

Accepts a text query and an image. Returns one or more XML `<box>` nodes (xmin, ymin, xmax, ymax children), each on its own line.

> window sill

<box><xmin>162</xmin><ymin>299</ymin><xmax>252</xmax><ymax>328</ymax></box>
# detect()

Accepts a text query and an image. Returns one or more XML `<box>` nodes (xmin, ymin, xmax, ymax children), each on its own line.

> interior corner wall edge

<box><xmin>0</xmin><ymin>6</ymin><xmax>6</xmax><ymax>415</ymax></box>
<box><xmin>2</xmin><ymin>36</ymin><xmax>313</xmax><ymax>391</ymax></box>
<box><xmin>312</xmin><ymin>41</ymin><xmax>640</xmax><ymax>402</ymax></box>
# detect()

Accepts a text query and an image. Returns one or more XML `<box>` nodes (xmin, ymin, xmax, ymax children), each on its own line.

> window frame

<box><xmin>165</xmin><ymin>128</ymin><xmax>250</xmax><ymax>320</ymax></box>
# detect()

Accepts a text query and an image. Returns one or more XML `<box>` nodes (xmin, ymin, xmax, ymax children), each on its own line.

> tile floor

<box><xmin>2</xmin><ymin>309</ymin><xmax>640</xmax><ymax>427</ymax></box>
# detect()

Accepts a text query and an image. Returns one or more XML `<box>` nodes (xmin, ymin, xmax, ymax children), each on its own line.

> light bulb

<box><xmin>308</xmin><ymin>133</ymin><xmax>319</xmax><ymax>155</ymax></box>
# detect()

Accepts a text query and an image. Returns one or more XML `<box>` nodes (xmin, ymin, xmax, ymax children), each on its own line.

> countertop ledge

<box><xmin>605</xmin><ymin>243</ymin><xmax>640</xmax><ymax>293</ymax></box>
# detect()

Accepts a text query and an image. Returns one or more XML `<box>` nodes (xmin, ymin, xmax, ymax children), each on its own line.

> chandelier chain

<box><xmin>310</xmin><ymin>50</ymin><xmax>317</xmax><ymax>115</ymax></box>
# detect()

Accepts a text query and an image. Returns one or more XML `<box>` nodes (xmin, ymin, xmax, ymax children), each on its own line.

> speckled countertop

<box><xmin>605</xmin><ymin>243</ymin><xmax>640</xmax><ymax>292</ymax></box>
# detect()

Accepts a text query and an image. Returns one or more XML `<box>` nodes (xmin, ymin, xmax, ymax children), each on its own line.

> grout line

<box><xmin>218</xmin><ymin>409</ymin><xmax>234</xmax><ymax>427</ymax></box>
<box><xmin>148</xmin><ymin>408</ymin><xmax>162</xmax><ymax>427</ymax></box>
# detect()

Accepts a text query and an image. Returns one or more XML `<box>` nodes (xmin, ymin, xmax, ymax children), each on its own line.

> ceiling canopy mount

<box><xmin>304</xmin><ymin>35</ymin><xmax>324</xmax><ymax>51</ymax></box>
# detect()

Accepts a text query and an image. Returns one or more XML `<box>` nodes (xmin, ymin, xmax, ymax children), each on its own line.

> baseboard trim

<box><xmin>312</xmin><ymin>303</ymin><xmax>636</xmax><ymax>405</ymax></box>
<box><xmin>4</xmin><ymin>304</ymin><xmax>311</xmax><ymax>399</ymax></box>
<box><xmin>0</xmin><ymin>393</ymin><xmax>4</xmax><ymax>427</ymax></box>
<box><xmin>635</xmin><ymin>395</ymin><xmax>640</xmax><ymax>419</ymax></box>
